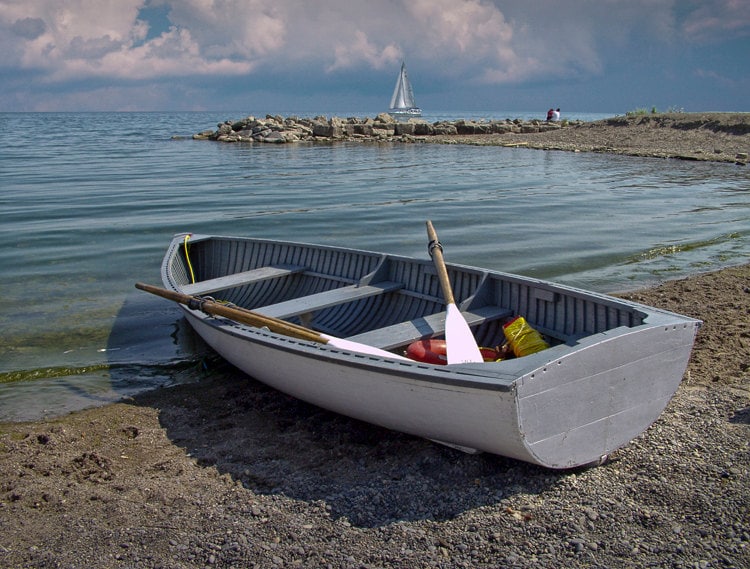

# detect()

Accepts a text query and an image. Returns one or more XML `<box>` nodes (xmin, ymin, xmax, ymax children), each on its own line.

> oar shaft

<box><xmin>426</xmin><ymin>220</ymin><xmax>455</xmax><ymax>305</ymax></box>
<box><xmin>425</xmin><ymin>221</ymin><xmax>483</xmax><ymax>364</ymax></box>
<box><xmin>135</xmin><ymin>282</ymin><xmax>326</xmax><ymax>344</ymax></box>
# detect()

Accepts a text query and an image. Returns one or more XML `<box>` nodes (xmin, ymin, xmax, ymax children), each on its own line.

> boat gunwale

<box><xmin>170</xmin><ymin>233</ymin><xmax>700</xmax><ymax>328</ymax></box>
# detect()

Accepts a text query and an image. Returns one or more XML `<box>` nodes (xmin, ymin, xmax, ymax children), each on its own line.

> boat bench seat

<box><xmin>346</xmin><ymin>305</ymin><xmax>513</xmax><ymax>350</ymax></box>
<box><xmin>256</xmin><ymin>281</ymin><xmax>404</xmax><ymax>320</ymax></box>
<box><xmin>182</xmin><ymin>264</ymin><xmax>307</xmax><ymax>295</ymax></box>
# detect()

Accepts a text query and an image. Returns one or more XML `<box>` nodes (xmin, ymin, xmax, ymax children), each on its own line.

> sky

<box><xmin>1</xmin><ymin>0</ymin><xmax>748</xmax><ymax>114</ymax></box>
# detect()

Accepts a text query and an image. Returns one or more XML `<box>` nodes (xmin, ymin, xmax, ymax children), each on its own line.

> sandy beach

<box><xmin>1</xmin><ymin>116</ymin><xmax>748</xmax><ymax>568</ymax></box>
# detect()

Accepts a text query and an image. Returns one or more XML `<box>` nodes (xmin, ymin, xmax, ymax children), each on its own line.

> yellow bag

<box><xmin>503</xmin><ymin>316</ymin><xmax>549</xmax><ymax>357</ymax></box>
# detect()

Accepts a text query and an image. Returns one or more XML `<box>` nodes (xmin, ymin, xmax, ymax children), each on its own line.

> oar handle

<box><xmin>135</xmin><ymin>282</ymin><xmax>326</xmax><ymax>344</ymax></box>
<box><xmin>426</xmin><ymin>220</ymin><xmax>456</xmax><ymax>305</ymax></box>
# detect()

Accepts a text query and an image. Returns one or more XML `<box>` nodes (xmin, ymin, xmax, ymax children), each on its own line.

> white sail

<box><xmin>389</xmin><ymin>62</ymin><xmax>421</xmax><ymax>116</ymax></box>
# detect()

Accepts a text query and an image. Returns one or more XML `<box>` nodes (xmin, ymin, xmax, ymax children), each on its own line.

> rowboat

<box><xmin>142</xmin><ymin>231</ymin><xmax>700</xmax><ymax>469</ymax></box>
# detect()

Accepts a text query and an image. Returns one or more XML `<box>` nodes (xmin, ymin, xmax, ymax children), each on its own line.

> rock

<box><xmin>414</xmin><ymin>122</ymin><xmax>434</xmax><ymax>136</ymax></box>
<box><xmin>395</xmin><ymin>123</ymin><xmax>416</xmax><ymax>136</ymax></box>
<box><xmin>312</xmin><ymin>121</ymin><xmax>334</xmax><ymax>137</ymax></box>
<box><xmin>376</xmin><ymin>113</ymin><xmax>396</xmax><ymax>123</ymax></box>
<box><xmin>433</xmin><ymin>124</ymin><xmax>458</xmax><ymax>135</ymax></box>
<box><xmin>262</xmin><ymin>131</ymin><xmax>286</xmax><ymax>143</ymax></box>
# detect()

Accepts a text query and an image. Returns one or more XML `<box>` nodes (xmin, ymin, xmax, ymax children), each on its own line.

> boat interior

<box><xmin>169</xmin><ymin>236</ymin><xmax>649</xmax><ymax>355</ymax></box>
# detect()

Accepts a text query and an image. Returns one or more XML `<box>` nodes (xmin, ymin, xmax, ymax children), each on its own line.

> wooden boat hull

<box><xmin>161</xmin><ymin>234</ymin><xmax>701</xmax><ymax>469</ymax></box>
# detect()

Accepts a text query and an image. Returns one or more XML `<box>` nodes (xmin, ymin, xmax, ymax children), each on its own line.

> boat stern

<box><xmin>513</xmin><ymin>319</ymin><xmax>700</xmax><ymax>469</ymax></box>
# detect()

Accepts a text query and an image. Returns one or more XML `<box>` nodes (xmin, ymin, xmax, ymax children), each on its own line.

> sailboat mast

<box><xmin>402</xmin><ymin>64</ymin><xmax>416</xmax><ymax>108</ymax></box>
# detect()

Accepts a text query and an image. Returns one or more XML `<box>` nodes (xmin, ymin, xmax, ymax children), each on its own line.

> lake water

<box><xmin>1</xmin><ymin>111</ymin><xmax>748</xmax><ymax>421</ymax></box>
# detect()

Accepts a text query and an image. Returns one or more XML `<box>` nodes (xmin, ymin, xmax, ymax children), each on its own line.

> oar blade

<box><xmin>444</xmin><ymin>304</ymin><xmax>484</xmax><ymax>364</ymax></box>
<box><xmin>322</xmin><ymin>335</ymin><xmax>411</xmax><ymax>361</ymax></box>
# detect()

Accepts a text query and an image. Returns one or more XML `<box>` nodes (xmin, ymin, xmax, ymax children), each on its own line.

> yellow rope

<box><xmin>184</xmin><ymin>234</ymin><xmax>196</xmax><ymax>284</ymax></box>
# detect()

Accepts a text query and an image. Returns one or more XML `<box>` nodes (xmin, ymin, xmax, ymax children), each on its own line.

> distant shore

<box><xmin>194</xmin><ymin>112</ymin><xmax>750</xmax><ymax>164</ymax></box>
<box><xmin>428</xmin><ymin>112</ymin><xmax>750</xmax><ymax>164</ymax></box>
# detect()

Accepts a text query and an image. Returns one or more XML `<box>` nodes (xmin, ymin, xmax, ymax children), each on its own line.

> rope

<box><xmin>183</xmin><ymin>234</ymin><xmax>196</xmax><ymax>284</ymax></box>
<box><xmin>427</xmin><ymin>238</ymin><xmax>443</xmax><ymax>257</ymax></box>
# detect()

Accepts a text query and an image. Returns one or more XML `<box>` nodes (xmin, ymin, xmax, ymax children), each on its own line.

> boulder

<box><xmin>395</xmin><ymin>123</ymin><xmax>416</xmax><ymax>136</ymax></box>
<box><xmin>414</xmin><ymin>123</ymin><xmax>434</xmax><ymax>136</ymax></box>
<box><xmin>312</xmin><ymin>122</ymin><xmax>333</xmax><ymax>137</ymax></box>
<box><xmin>376</xmin><ymin>113</ymin><xmax>396</xmax><ymax>124</ymax></box>
<box><xmin>262</xmin><ymin>131</ymin><xmax>286</xmax><ymax>143</ymax></box>
<box><xmin>433</xmin><ymin>124</ymin><xmax>458</xmax><ymax>135</ymax></box>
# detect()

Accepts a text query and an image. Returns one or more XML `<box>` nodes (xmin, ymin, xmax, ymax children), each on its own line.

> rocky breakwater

<box><xmin>192</xmin><ymin>113</ymin><xmax>572</xmax><ymax>144</ymax></box>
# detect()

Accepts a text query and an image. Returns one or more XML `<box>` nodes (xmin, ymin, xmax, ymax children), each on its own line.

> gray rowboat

<box><xmin>155</xmin><ymin>233</ymin><xmax>701</xmax><ymax>469</ymax></box>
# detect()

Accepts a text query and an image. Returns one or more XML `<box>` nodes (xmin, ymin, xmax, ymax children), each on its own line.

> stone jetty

<box><xmin>189</xmin><ymin>112</ymin><xmax>750</xmax><ymax>164</ymax></box>
<box><xmin>193</xmin><ymin>113</ymin><xmax>574</xmax><ymax>143</ymax></box>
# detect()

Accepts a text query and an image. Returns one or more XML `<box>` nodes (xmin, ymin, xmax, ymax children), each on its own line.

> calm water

<box><xmin>1</xmin><ymin>111</ymin><xmax>748</xmax><ymax>421</ymax></box>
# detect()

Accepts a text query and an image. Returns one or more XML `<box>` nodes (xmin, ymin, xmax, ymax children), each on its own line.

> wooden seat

<box><xmin>256</xmin><ymin>281</ymin><xmax>404</xmax><ymax>319</ymax></box>
<box><xmin>346</xmin><ymin>305</ymin><xmax>513</xmax><ymax>350</ymax></box>
<box><xmin>182</xmin><ymin>264</ymin><xmax>306</xmax><ymax>295</ymax></box>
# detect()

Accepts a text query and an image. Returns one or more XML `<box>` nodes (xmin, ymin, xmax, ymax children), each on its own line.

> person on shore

<box><xmin>552</xmin><ymin>108</ymin><xmax>561</xmax><ymax>121</ymax></box>
<box><xmin>546</xmin><ymin>108</ymin><xmax>554</xmax><ymax>121</ymax></box>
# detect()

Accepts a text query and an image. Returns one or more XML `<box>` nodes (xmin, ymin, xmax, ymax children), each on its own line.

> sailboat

<box><xmin>389</xmin><ymin>62</ymin><xmax>422</xmax><ymax>117</ymax></box>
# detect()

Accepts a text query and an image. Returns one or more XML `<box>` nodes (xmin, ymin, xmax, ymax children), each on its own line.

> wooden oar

<box><xmin>135</xmin><ymin>282</ymin><xmax>410</xmax><ymax>361</ymax></box>
<box><xmin>425</xmin><ymin>221</ymin><xmax>484</xmax><ymax>364</ymax></box>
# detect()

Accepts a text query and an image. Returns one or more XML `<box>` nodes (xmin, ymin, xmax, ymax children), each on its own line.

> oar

<box><xmin>135</xmin><ymin>282</ymin><xmax>410</xmax><ymax>361</ymax></box>
<box><xmin>425</xmin><ymin>221</ymin><xmax>484</xmax><ymax>364</ymax></box>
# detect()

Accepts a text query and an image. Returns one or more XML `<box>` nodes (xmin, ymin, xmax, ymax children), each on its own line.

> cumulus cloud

<box><xmin>0</xmin><ymin>0</ymin><xmax>261</xmax><ymax>80</ymax></box>
<box><xmin>327</xmin><ymin>30</ymin><xmax>402</xmax><ymax>72</ymax></box>
<box><xmin>0</xmin><ymin>0</ymin><xmax>747</xmax><ymax>110</ymax></box>
<box><xmin>163</xmin><ymin>0</ymin><xmax>287</xmax><ymax>59</ymax></box>
<box><xmin>0</xmin><ymin>0</ymin><xmax>543</xmax><ymax>85</ymax></box>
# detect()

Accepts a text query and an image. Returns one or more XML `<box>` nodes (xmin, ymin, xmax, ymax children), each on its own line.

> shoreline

<box><xmin>427</xmin><ymin>113</ymin><xmax>750</xmax><ymax>164</ymax></box>
<box><xmin>1</xmin><ymin>264</ymin><xmax>748</xmax><ymax>568</ymax></box>
<box><xmin>195</xmin><ymin>112</ymin><xmax>750</xmax><ymax>165</ymax></box>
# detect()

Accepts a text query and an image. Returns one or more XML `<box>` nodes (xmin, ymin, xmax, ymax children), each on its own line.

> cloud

<box><xmin>407</xmin><ymin>0</ymin><xmax>513</xmax><ymax>53</ymax></box>
<box><xmin>0</xmin><ymin>0</ymin><xmax>261</xmax><ymax>81</ymax></box>
<box><xmin>327</xmin><ymin>30</ymin><xmax>402</xmax><ymax>72</ymax></box>
<box><xmin>680</xmin><ymin>0</ymin><xmax>750</xmax><ymax>42</ymax></box>
<box><xmin>9</xmin><ymin>16</ymin><xmax>46</xmax><ymax>39</ymax></box>
<box><xmin>1</xmin><ymin>0</ymin><xmax>536</xmax><ymax>84</ymax></box>
<box><xmin>0</xmin><ymin>0</ymin><xmax>747</xmax><ymax>111</ymax></box>
<box><xmin>163</xmin><ymin>0</ymin><xmax>287</xmax><ymax>59</ymax></box>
